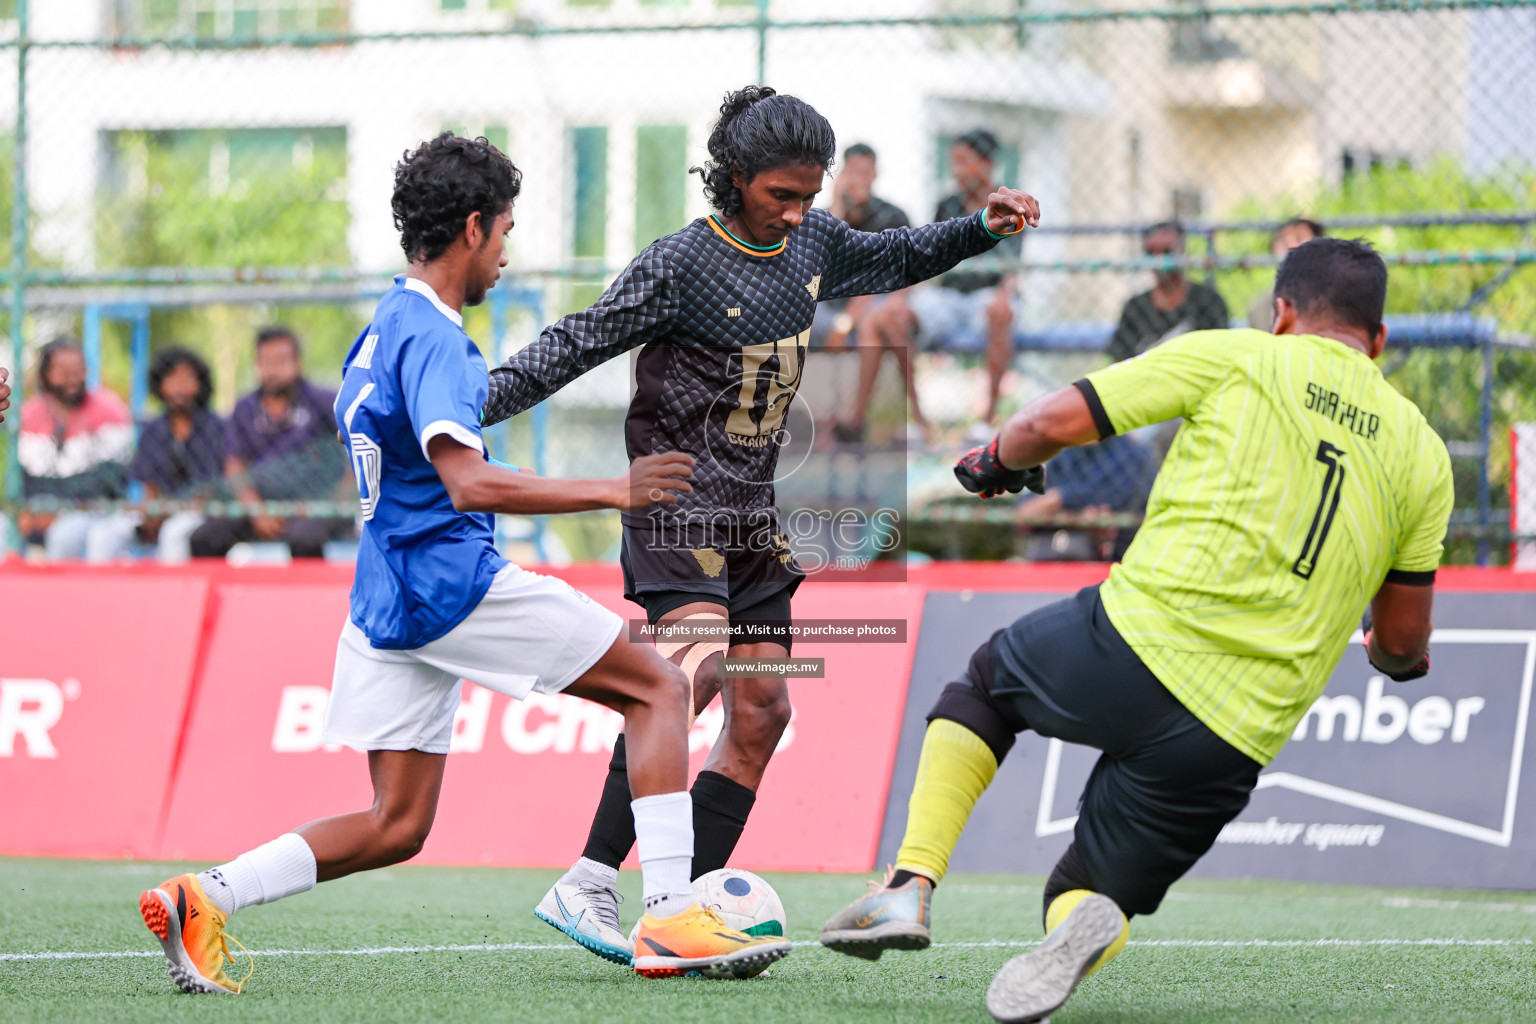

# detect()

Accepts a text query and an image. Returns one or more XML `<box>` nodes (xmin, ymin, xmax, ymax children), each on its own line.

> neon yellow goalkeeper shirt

<box><xmin>1077</xmin><ymin>328</ymin><xmax>1453</xmax><ymax>764</ymax></box>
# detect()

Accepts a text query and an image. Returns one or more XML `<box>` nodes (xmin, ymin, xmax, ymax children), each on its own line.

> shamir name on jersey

<box><xmin>1303</xmin><ymin>381</ymin><xmax>1380</xmax><ymax>441</ymax></box>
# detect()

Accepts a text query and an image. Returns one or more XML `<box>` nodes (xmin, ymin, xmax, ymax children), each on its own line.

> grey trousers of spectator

<box><xmin>189</xmin><ymin>516</ymin><xmax>352</xmax><ymax>560</ymax></box>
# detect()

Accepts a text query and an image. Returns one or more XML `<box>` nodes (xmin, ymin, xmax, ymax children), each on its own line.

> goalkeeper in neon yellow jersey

<box><xmin>820</xmin><ymin>238</ymin><xmax>1452</xmax><ymax>1024</ymax></box>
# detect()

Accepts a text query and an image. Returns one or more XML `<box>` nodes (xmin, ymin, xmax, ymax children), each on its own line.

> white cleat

<box><xmin>534</xmin><ymin>878</ymin><xmax>633</xmax><ymax>966</ymax></box>
<box><xmin>985</xmin><ymin>892</ymin><xmax>1123</xmax><ymax>1023</ymax></box>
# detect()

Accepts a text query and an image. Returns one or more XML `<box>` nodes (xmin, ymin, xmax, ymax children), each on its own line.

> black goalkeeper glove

<box><xmin>1361</xmin><ymin>610</ymin><xmax>1430</xmax><ymax>682</ymax></box>
<box><xmin>954</xmin><ymin>436</ymin><xmax>1046</xmax><ymax>499</ymax></box>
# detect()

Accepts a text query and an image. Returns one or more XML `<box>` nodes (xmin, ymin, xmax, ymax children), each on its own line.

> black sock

<box><xmin>888</xmin><ymin>869</ymin><xmax>934</xmax><ymax>890</ymax></box>
<box><xmin>689</xmin><ymin>771</ymin><xmax>756</xmax><ymax>879</ymax></box>
<box><xmin>580</xmin><ymin>734</ymin><xmax>636</xmax><ymax>870</ymax></box>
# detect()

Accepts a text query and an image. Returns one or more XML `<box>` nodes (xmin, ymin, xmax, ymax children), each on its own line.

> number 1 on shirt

<box><xmin>1293</xmin><ymin>440</ymin><xmax>1346</xmax><ymax>580</ymax></box>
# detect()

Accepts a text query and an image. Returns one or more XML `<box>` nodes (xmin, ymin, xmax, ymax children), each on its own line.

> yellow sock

<box><xmin>893</xmin><ymin>719</ymin><xmax>1000</xmax><ymax>884</ymax></box>
<box><xmin>1045</xmin><ymin>889</ymin><xmax>1129</xmax><ymax>975</ymax></box>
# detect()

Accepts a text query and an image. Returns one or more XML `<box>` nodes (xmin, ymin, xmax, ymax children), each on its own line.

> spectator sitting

<box><xmin>1015</xmin><ymin>432</ymin><xmax>1156</xmax><ymax>562</ymax></box>
<box><xmin>17</xmin><ymin>336</ymin><xmax>136</xmax><ymax>562</ymax></box>
<box><xmin>1248</xmin><ymin>217</ymin><xmax>1325</xmax><ymax>329</ymax></box>
<box><xmin>1108</xmin><ymin>221</ymin><xmax>1230</xmax><ymax>362</ymax></box>
<box><xmin>807</xmin><ymin>143</ymin><xmax>915</xmax><ymax>442</ymax></box>
<box><xmin>190</xmin><ymin>326</ymin><xmax>352</xmax><ymax>560</ymax></box>
<box><xmin>128</xmin><ymin>346</ymin><xmax>227</xmax><ymax>563</ymax></box>
<box><xmin>862</xmin><ymin>128</ymin><xmax>1023</xmax><ymax>442</ymax></box>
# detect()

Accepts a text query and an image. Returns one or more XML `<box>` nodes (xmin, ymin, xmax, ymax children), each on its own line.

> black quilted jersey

<box><xmin>482</xmin><ymin>207</ymin><xmax>1004</xmax><ymax>521</ymax></box>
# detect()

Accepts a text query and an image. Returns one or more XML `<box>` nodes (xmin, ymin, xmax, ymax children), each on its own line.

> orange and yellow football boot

<box><xmin>139</xmin><ymin>873</ymin><xmax>252</xmax><ymax>994</ymax></box>
<box><xmin>631</xmin><ymin>902</ymin><xmax>791</xmax><ymax>979</ymax></box>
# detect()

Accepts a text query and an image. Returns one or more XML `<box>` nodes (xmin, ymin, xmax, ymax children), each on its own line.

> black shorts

<box><xmin>932</xmin><ymin>585</ymin><xmax>1262</xmax><ymax>916</ymax></box>
<box><xmin>619</xmin><ymin>514</ymin><xmax>804</xmax><ymax>652</ymax></box>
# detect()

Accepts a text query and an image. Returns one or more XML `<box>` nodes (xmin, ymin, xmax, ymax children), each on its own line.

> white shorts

<box><xmin>322</xmin><ymin>564</ymin><xmax>624</xmax><ymax>754</ymax></box>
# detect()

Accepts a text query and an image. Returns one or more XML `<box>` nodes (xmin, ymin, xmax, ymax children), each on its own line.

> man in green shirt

<box><xmin>819</xmin><ymin>238</ymin><xmax>1453</xmax><ymax>1024</ymax></box>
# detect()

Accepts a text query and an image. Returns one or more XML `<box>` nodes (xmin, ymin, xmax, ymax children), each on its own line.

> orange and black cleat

<box><xmin>631</xmin><ymin>902</ymin><xmax>791</xmax><ymax>979</ymax></box>
<box><xmin>139</xmin><ymin>873</ymin><xmax>252</xmax><ymax>994</ymax></box>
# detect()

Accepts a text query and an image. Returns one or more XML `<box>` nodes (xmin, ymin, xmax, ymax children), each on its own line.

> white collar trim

<box><xmin>399</xmin><ymin>276</ymin><xmax>464</xmax><ymax>327</ymax></box>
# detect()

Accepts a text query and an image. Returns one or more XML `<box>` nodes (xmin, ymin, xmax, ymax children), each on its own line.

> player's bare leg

<box><xmin>654</xmin><ymin>601</ymin><xmax>732</xmax><ymax>720</ymax></box>
<box><xmin>565</xmin><ymin>633</ymin><xmax>789</xmax><ymax>978</ymax></box>
<box><xmin>298</xmin><ymin>750</ymin><xmax>446</xmax><ymax>880</ymax></box>
<box><xmin>700</xmin><ymin>642</ymin><xmax>792</xmax><ymax>791</ymax></box>
<box><xmin>538</xmin><ymin>601</ymin><xmax>730</xmax><ymax>962</ymax></box>
<box><xmin>562</xmin><ymin>634</ymin><xmax>692</xmax><ymax>799</ymax></box>
<box><xmin>139</xmin><ymin>750</ymin><xmax>445</xmax><ymax>994</ymax></box>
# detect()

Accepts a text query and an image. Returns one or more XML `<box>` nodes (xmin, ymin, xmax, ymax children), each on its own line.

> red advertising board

<box><xmin>14</xmin><ymin>561</ymin><xmax>1525</xmax><ymax>872</ymax></box>
<box><xmin>0</xmin><ymin>574</ymin><xmax>210</xmax><ymax>858</ymax></box>
<box><xmin>159</xmin><ymin>572</ymin><xmax>924</xmax><ymax>873</ymax></box>
<box><xmin>158</xmin><ymin>582</ymin><xmax>371</xmax><ymax>862</ymax></box>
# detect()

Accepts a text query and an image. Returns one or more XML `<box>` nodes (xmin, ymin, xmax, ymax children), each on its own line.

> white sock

<box><xmin>562</xmin><ymin>856</ymin><xmax>619</xmax><ymax>888</ymax></box>
<box><xmin>197</xmin><ymin>833</ymin><xmax>317</xmax><ymax>915</ymax></box>
<box><xmin>631</xmin><ymin>791</ymin><xmax>694</xmax><ymax>919</ymax></box>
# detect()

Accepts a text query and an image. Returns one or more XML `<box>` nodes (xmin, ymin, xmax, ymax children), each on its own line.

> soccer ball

<box><xmin>693</xmin><ymin>868</ymin><xmax>786</xmax><ymax>937</ymax></box>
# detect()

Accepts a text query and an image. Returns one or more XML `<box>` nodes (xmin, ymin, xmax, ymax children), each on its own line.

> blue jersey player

<box><xmin>138</xmin><ymin>134</ymin><xmax>790</xmax><ymax>995</ymax></box>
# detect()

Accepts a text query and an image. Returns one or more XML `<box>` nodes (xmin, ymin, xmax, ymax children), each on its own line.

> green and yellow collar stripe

<box><xmin>708</xmin><ymin>215</ymin><xmax>786</xmax><ymax>257</ymax></box>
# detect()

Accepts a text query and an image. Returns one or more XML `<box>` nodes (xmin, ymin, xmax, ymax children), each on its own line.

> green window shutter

<box><xmin>232</xmin><ymin>5</ymin><xmax>260</xmax><ymax>37</ymax></box>
<box><xmin>634</xmin><ymin>124</ymin><xmax>687</xmax><ymax>250</ymax></box>
<box><xmin>571</xmin><ymin>126</ymin><xmax>609</xmax><ymax>260</ymax></box>
<box><xmin>441</xmin><ymin>0</ymin><xmax>468</xmax><ymax>10</ymax></box>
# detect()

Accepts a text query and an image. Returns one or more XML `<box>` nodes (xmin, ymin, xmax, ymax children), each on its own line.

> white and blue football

<box><xmin>693</xmin><ymin>868</ymin><xmax>786</xmax><ymax>937</ymax></box>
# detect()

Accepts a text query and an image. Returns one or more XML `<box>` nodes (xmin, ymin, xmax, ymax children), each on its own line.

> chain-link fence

<box><xmin>2</xmin><ymin>0</ymin><xmax>1533</xmax><ymax>564</ymax></box>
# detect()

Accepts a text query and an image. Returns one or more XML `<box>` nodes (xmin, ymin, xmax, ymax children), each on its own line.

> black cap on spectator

<box><xmin>954</xmin><ymin>128</ymin><xmax>1000</xmax><ymax>162</ymax></box>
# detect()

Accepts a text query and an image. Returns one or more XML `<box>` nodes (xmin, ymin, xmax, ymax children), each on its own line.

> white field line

<box><xmin>944</xmin><ymin>885</ymin><xmax>1536</xmax><ymax>914</ymax></box>
<box><xmin>3</xmin><ymin>937</ymin><xmax>1532</xmax><ymax>963</ymax></box>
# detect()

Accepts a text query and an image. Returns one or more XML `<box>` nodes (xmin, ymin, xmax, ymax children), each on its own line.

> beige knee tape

<box><xmin>655</xmin><ymin>613</ymin><xmax>729</xmax><ymax>728</ymax></box>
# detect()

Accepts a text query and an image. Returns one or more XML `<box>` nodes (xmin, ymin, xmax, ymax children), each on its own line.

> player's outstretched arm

<box><xmin>482</xmin><ymin>247</ymin><xmax>679</xmax><ymax>427</ymax></box>
<box><xmin>820</xmin><ymin>188</ymin><xmax>1040</xmax><ymax>301</ymax></box>
<box><xmin>954</xmin><ymin>385</ymin><xmax>1100</xmax><ymax>498</ymax></box>
<box><xmin>996</xmin><ymin>384</ymin><xmax>1101</xmax><ymax>469</ymax></box>
<box><xmin>1364</xmin><ymin>581</ymin><xmax>1434</xmax><ymax>680</ymax></box>
<box><xmin>428</xmin><ymin>434</ymin><xmax>693</xmax><ymax>515</ymax></box>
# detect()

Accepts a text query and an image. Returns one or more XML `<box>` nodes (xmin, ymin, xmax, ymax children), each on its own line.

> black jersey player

<box><xmin>481</xmin><ymin>86</ymin><xmax>1040</xmax><ymax>964</ymax></box>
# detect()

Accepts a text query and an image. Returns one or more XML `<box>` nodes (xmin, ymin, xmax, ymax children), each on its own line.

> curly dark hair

<box><xmin>691</xmin><ymin>86</ymin><xmax>836</xmax><ymax>219</ymax></box>
<box><xmin>392</xmin><ymin>132</ymin><xmax>523</xmax><ymax>264</ymax></box>
<box><xmin>148</xmin><ymin>345</ymin><xmax>214</xmax><ymax>410</ymax></box>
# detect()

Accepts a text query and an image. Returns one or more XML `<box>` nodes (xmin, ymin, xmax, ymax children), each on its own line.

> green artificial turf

<box><xmin>2</xmin><ymin>858</ymin><xmax>1532</xmax><ymax>1023</ymax></box>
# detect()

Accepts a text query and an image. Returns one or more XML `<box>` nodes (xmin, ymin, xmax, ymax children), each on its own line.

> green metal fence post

<box><xmin>6</xmin><ymin>0</ymin><xmax>27</xmax><ymax>553</ymax></box>
<box><xmin>755</xmin><ymin>0</ymin><xmax>768</xmax><ymax>85</ymax></box>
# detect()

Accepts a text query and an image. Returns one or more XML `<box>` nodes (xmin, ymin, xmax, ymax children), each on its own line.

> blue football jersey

<box><xmin>335</xmin><ymin>276</ymin><xmax>507</xmax><ymax>649</ymax></box>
